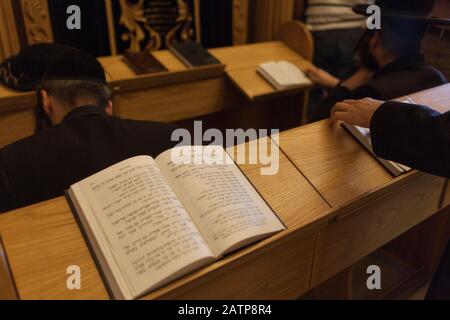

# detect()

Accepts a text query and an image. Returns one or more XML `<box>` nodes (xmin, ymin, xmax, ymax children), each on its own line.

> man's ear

<box><xmin>105</xmin><ymin>100</ymin><xmax>113</xmax><ymax>116</ymax></box>
<box><xmin>41</xmin><ymin>90</ymin><xmax>53</xmax><ymax>117</ymax></box>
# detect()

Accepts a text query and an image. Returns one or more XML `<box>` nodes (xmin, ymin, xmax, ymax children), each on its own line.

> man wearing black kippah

<box><xmin>0</xmin><ymin>47</ymin><xmax>176</xmax><ymax>213</ymax></box>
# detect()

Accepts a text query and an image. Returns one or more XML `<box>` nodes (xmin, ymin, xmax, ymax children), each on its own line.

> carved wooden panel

<box><xmin>232</xmin><ymin>0</ymin><xmax>249</xmax><ymax>45</ymax></box>
<box><xmin>20</xmin><ymin>0</ymin><xmax>54</xmax><ymax>44</ymax></box>
<box><xmin>106</xmin><ymin>0</ymin><xmax>199</xmax><ymax>53</ymax></box>
<box><xmin>249</xmin><ymin>0</ymin><xmax>294</xmax><ymax>42</ymax></box>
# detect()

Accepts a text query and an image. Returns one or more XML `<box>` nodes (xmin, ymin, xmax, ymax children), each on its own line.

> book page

<box><xmin>156</xmin><ymin>147</ymin><xmax>285</xmax><ymax>257</ymax></box>
<box><xmin>71</xmin><ymin>156</ymin><xmax>214</xmax><ymax>299</ymax></box>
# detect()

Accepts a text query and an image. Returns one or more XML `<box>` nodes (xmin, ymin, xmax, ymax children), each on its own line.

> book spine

<box><xmin>169</xmin><ymin>46</ymin><xmax>194</xmax><ymax>68</ymax></box>
<box><xmin>64</xmin><ymin>190</ymin><xmax>117</xmax><ymax>300</ymax></box>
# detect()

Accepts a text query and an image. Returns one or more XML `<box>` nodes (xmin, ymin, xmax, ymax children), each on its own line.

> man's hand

<box><xmin>330</xmin><ymin>98</ymin><xmax>385</xmax><ymax>128</ymax></box>
<box><xmin>305</xmin><ymin>66</ymin><xmax>340</xmax><ymax>88</ymax></box>
<box><xmin>340</xmin><ymin>68</ymin><xmax>374</xmax><ymax>91</ymax></box>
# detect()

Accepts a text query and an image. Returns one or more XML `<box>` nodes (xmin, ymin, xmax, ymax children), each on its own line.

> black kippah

<box><xmin>0</xmin><ymin>43</ymin><xmax>80</xmax><ymax>92</ymax></box>
<box><xmin>43</xmin><ymin>49</ymin><xmax>106</xmax><ymax>84</ymax></box>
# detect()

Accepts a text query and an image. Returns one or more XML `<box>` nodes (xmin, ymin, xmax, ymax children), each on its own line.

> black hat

<box><xmin>43</xmin><ymin>49</ymin><xmax>106</xmax><ymax>84</ymax></box>
<box><xmin>0</xmin><ymin>43</ymin><xmax>79</xmax><ymax>92</ymax></box>
<box><xmin>353</xmin><ymin>0</ymin><xmax>450</xmax><ymax>26</ymax></box>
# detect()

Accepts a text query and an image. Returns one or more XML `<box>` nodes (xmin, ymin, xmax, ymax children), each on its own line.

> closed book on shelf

<box><xmin>123</xmin><ymin>51</ymin><xmax>168</xmax><ymax>75</ymax></box>
<box><xmin>169</xmin><ymin>41</ymin><xmax>221</xmax><ymax>68</ymax></box>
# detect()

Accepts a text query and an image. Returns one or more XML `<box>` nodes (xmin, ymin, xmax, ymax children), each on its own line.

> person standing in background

<box><xmin>300</xmin><ymin>0</ymin><xmax>374</xmax><ymax>118</ymax></box>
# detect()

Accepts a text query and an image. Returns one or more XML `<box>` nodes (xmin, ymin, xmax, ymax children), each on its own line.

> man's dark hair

<box><xmin>379</xmin><ymin>19</ymin><xmax>428</xmax><ymax>56</ymax></box>
<box><xmin>37</xmin><ymin>79</ymin><xmax>112</xmax><ymax>109</ymax></box>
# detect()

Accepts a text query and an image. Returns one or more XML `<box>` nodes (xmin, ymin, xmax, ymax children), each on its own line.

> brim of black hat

<box><xmin>0</xmin><ymin>57</ymin><xmax>37</xmax><ymax>92</ymax></box>
<box><xmin>353</xmin><ymin>4</ymin><xmax>450</xmax><ymax>26</ymax></box>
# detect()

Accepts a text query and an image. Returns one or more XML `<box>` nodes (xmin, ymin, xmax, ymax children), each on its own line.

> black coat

<box><xmin>370</xmin><ymin>100</ymin><xmax>450</xmax><ymax>299</ymax></box>
<box><xmin>371</xmin><ymin>101</ymin><xmax>450</xmax><ymax>178</ymax></box>
<box><xmin>0</xmin><ymin>105</ymin><xmax>177</xmax><ymax>213</ymax></box>
<box><xmin>311</xmin><ymin>53</ymin><xmax>448</xmax><ymax>121</ymax></box>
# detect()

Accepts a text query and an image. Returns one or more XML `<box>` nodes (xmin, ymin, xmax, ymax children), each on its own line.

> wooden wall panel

<box><xmin>249</xmin><ymin>0</ymin><xmax>295</xmax><ymax>42</ymax></box>
<box><xmin>0</xmin><ymin>0</ymin><xmax>21</xmax><ymax>60</ymax></box>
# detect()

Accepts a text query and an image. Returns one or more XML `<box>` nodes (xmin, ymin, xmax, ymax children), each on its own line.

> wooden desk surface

<box><xmin>0</xmin><ymin>98</ymin><xmax>447</xmax><ymax>298</ymax></box>
<box><xmin>0</xmin><ymin>41</ymin><xmax>311</xmax><ymax>111</ymax></box>
<box><xmin>279</xmin><ymin>84</ymin><xmax>450</xmax><ymax>208</ymax></box>
<box><xmin>278</xmin><ymin>121</ymin><xmax>393</xmax><ymax>208</ymax></box>
<box><xmin>100</xmin><ymin>42</ymin><xmax>307</xmax><ymax>82</ymax></box>
<box><xmin>0</xmin><ymin>42</ymin><xmax>311</xmax><ymax>148</ymax></box>
<box><xmin>0</xmin><ymin>139</ymin><xmax>331</xmax><ymax>300</ymax></box>
<box><xmin>211</xmin><ymin>42</ymin><xmax>313</xmax><ymax>101</ymax></box>
<box><xmin>99</xmin><ymin>51</ymin><xmax>188</xmax><ymax>81</ymax></box>
<box><xmin>210</xmin><ymin>42</ymin><xmax>306</xmax><ymax>71</ymax></box>
<box><xmin>1</xmin><ymin>84</ymin><xmax>447</xmax><ymax>300</ymax></box>
<box><xmin>0</xmin><ymin>86</ymin><xmax>35</xmax><ymax>114</ymax></box>
<box><xmin>100</xmin><ymin>42</ymin><xmax>312</xmax><ymax>100</ymax></box>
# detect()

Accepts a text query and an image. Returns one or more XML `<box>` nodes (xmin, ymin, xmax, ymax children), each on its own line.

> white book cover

<box><xmin>257</xmin><ymin>61</ymin><xmax>312</xmax><ymax>90</ymax></box>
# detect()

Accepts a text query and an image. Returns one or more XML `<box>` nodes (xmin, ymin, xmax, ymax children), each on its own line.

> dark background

<box><xmin>47</xmin><ymin>0</ymin><xmax>233</xmax><ymax>56</ymax></box>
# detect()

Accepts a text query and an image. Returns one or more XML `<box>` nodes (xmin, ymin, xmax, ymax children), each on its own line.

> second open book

<box><xmin>66</xmin><ymin>146</ymin><xmax>285</xmax><ymax>300</ymax></box>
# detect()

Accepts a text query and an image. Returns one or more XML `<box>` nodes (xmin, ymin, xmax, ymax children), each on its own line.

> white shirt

<box><xmin>306</xmin><ymin>0</ymin><xmax>374</xmax><ymax>31</ymax></box>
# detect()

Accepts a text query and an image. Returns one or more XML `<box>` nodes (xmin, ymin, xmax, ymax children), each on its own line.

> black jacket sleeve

<box><xmin>370</xmin><ymin>101</ymin><xmax>450</xmax><ymax>178</ymax></box>
<box><xmin>311</xmin><ymin>85</ymin><xmax>383</xmax><ymax>122</ymax></box>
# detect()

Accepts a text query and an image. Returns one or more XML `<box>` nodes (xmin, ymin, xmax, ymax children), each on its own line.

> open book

<box><xmin>341</xmin><ymin>98</ymin><xmax>416</xmax><ymax>176</ymax></box>
<box><xmin>66</xmin><ymin>146</ymin><xmax>285</xmax><ymax>300</ymax></box>
<box><xmin>257</xmin><ymin>61</ymin><xmax>312</xmax><ymax>90</ymax></box>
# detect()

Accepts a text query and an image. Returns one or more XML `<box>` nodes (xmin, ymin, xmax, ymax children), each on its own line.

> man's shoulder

<box><xmin>367</xmin><ymin>65</ymin><xmax>447</xmax><ymax>100</ymax></box>
<box><xmin>0</xmin><ymin>125</ymin><xmax>63</xmax><ymax>153</ymax></box>
<box><xmin>0</xmin><ymin>131</ymin><xmax>44</xmax><ymax>156</ymax></box>
<box><xmin>111</xmin><ymin>117</ymin><xmax>178</xmax><ymax>152</ymax></box>
<box><xmin>121</xmin><ymin>118</ymin><xmax>177</xmax><ymax>132</ymax></box>
<box><xmin>117</xmin><ymin>118</ymin><xmax>177</xmax><ymax>140</ymax></box>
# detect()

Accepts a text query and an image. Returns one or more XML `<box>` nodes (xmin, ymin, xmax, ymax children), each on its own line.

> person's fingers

<box><xmin>331</xmin><ymin>102</ymin><xmax>352</xmax><ymax>114</ymax></box>
<box><xmin>306</xmin><ymin>71</ymin><xmax>320</xmax><ymax>81</ymax></box>
<box><xmin>342</xmin><ymin>99</ymin><xmax>358</xmax><ymax>105</ymax></box>
<box><xmin>305</xmin><ymin>66</ymin><xmax>318</xmax><ymax>75</ymax></box>
<box><xmin>305</xmin><ymin>69</ymin><xmax>315</xmax><ymax>78</ymax></box>
<box><xmin>330</xmin><ymin>111</ymin><xmax>350</xmax><ymax>123</ymax></box>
